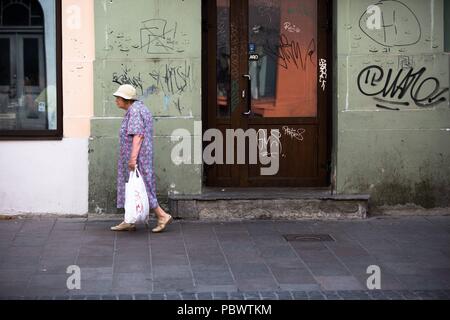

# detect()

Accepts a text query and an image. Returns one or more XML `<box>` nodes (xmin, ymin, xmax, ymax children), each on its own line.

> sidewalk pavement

<box><xmin>0</xmin><ymin>214</ymin><xmax>449</xmax><ymax>300</ymax></box>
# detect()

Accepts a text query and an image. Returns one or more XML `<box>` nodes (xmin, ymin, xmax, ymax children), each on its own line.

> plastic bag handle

<box><xmin>135</xmin><ymin>166</ymin><xmax>141</xmax><ymax>178</ymax></box>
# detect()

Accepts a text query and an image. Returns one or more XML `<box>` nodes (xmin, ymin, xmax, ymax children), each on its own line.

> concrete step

<box><xmin>168</xmin><ymin>188</ymin><xmax>370</xmax><ymax>220</ymax></box>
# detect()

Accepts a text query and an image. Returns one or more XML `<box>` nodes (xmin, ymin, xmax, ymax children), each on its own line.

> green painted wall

<box><xmin>89</xmin><ymin>0</ymin><xmax>202</xmax><ymax>214</ymax></box>
<box><xmin>335</xmin><ymin>0</ymin><xmax>450</xmax><ymax>207</ymax></box>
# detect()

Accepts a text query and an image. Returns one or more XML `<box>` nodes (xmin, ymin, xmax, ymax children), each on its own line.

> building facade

<box><xmin>0</xmin><ymin>0</ymin><xmax>449</xmax><ymax>216</ymax></box>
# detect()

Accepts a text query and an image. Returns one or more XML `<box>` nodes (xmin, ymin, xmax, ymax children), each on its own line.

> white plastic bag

<box><xmin>124</xmin><ymin>167</ymin><xmax>149</xmax><ymax>224</ymax></box>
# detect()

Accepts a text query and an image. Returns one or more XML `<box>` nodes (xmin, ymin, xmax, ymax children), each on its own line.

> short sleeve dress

<box><xmin>117</xmin><ymin>100</ymin><xmax>159</xmax><ymax>210</ymax></box>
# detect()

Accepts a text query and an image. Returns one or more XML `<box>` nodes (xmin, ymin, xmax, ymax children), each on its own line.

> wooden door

<box><xmin>204</xmin><ymin>0</ymin><xmax>331</xmax><ymax>187</ymax></box>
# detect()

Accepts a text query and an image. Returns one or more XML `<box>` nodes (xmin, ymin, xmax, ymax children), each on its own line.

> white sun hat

<box><xmin>113</xmin><ymin>84</ymin><xmax>138</xmax><ymax>100</ymax></box>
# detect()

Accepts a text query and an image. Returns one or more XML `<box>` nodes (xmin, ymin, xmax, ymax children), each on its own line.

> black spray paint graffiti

<box><xmin>357</xmin><ymin>65</ymin><xmax>449</xmax><ymax>109</ymax></box>
<box><xmin>359</xmin><ymin>0</ymin><xmax>422</xmax><ymax>48</ymax></box>
<box><xmin>112</xmin><ymin>65</ymin><xmax>144</xmax><ymax>95</ymax></box>
<box><xmin>148</xmin><ymin>61</ymin><xmax>192</xmax><ymax>96</ymax></box>
<box><xmin>140</xmin><ymin>19</ymin><xmax>188</xmax><ymax>54</ymax></box>
<box><xmin>265</xmin><ymin>35</ymin><xmax>316</xmax><ymax>70</ymax></box>
<box><xmin>147</xmin><ymin>61</ymin><xmax>194</xmax><ymax>114</ymax></box>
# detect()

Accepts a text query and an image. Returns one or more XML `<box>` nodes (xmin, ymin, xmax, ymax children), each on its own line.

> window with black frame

<box><xmin>0</xmin><ymin>0</ymin><xmax>61</xmax><ymax>139</ymax></box>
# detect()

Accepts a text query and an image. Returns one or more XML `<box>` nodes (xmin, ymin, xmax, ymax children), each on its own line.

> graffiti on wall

<box><xmin>139</xmin><ymin>19</ymin><xmax>189</xmax><ymax>54</ymax></box>
<box><xmin>283</xmin><ymin>22</ymin><xmax>301</xmax><ymax>33</ymax></box>
<box><xmin>354</xmin><ymin>1</ymin><xmax>448</xmax><ymax>109</ymax></box>
<box><xmin>112</xmin><ymin>65</ymin><xmax>144</xmax><ymax>95</ymax></box>
<box><xmin>265</xmin><ymin>36</ymin><xmax>316</xmax><ymax>70</ymax></box>
<box><xmin>357</xmin><ymin>64</ymin><xmax>449</xmax><ymax>110</ymax></box>
<box><xmin>359</xmin><ymin>0</ymin><xmax>422</xmax><ymax>50</ymax></box>
<box><xmin>111</xmin><ymin>61</ymin><xmax>195</xmax><ymax>114</ymax></box>
<box><xmin>319</xmin><ymin>59</ymin><xmax>327</xmax><ymax>91</ymax></box>
<box><xmin>105</xmin><ymin>18</ymin><xmax>190</xmax><ymax>55</ymax></box>
<box><xmin>148</xmin><ymin>61</ymin><xmax>193</xmax><ymax>96</ymax></box>
<box><xmin>282</xmin><ymin>126</ymin><xmax>306</xmax><ymax>142</ymax></box>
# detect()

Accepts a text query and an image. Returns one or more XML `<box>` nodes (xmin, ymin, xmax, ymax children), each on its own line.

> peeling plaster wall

<box><xmin>335</xmin><ymin>0</ymin><xmax>450</xmax><ymax>207</ymax></box>
<box><xmin>89</xmin><ymin>0</ymin><xmax>202</xmax><ymax>213</ymax></box>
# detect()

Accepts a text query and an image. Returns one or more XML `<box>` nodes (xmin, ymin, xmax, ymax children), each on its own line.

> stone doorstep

<box><xmin>169</xmin><ymin>189</ymin><xmax>369</xmax><ymax>220</ymax></box>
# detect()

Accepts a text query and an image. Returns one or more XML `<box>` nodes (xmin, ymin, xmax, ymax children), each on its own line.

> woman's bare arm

<box><xmin>129</xmin><ymin>134</ymin><xmax>144</xmax><ymax>171</ymax></box>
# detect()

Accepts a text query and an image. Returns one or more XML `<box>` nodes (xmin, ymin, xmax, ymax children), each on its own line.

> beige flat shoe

<box><xmin>152</xmin><ymin>215</ymin><xmax>173</xmax><ymax>233</ymax></box>
<box><xmin>110</xmin><ymin>222</ymin><xmax>136</xmax><ymax>231</ymax></box>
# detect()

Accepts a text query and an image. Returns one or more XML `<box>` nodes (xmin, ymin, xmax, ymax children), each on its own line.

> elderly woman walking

<box><xmin>110</xmin><ymin>84</ymin><xmax>173</xmax><ymax>233</ymax></box>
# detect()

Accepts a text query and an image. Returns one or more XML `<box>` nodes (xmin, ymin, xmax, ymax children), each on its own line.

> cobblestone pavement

<box><xmin>0</xmin><ymin>215</ymin><xmax>449</xmax><ymax>300</ymax></box>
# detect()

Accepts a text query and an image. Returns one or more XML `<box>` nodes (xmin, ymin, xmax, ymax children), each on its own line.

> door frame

<box><xmin>201</xmin><ymin>0</ymin><xmax>333</xmax><ymax>188</ymax></box>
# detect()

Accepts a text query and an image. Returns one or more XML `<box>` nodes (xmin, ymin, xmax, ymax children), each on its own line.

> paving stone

<box><xmin>417</xmin><ymin>290</ymin><xmax>450</xmax><ymax>300</ymax></box>
<box><xmin>315</xmin><ymin>276</ymin><xmax>365</xmax><ymax>291</ymax></box>
<box><xmin>165</xmin><ymin>293</ymin><xmax>182</xmax><ymax>300</ymax></box>
<box><xmin>181</xmin><ymin>292</ymin><xmax>197</xmax><ymax>300</ymax></box>
<box><xmin>197</xmin><ymin>292</ymin><xmax>213</xmax><ymax>300</ymax></box>
<box><xmin>292</xmin><ymin>291</ymin><xmax>308</xmax><ymax>300</ymax></box>
<box><xmin>437</xmin><ymin>290</ymin><xmax>450</xmax><ymax>297</ymax></box>
<box><xmin>236</xmin><ymin>279</ymin><xmax>279</xmax><ymax>292</ymax></box>
<box><xmin>243</xmin><ymin>292</ymin><xmax>261</xmax><ymax>300</ymax></box>
<box><xmin>213</xmin><ymin>292</ymin><xmax>229</xmax><ymax>300</ymax></box>
<box><xmin>260</xmin><ymin>292</ymin><xmax>277</xmax><ymax>300</ymax></box>
<box><xmin>153</xmin><ymin>278</ymin><xmax>195</xmax><ymax>292</ymax></box>
<box><xmin>307</xmin><ymin>291</ymin><xmax>326</xmax><ymax>300</ymax></box>
<box><xmin>150</xmin><ymin>293</ymin><xmax>166</xmax><ymax>300</ymax></box>
<box><xmin>366</xmin><ymin>290</ymin><xmax>387</xmax><ymax>300</ymax></box>
<box><xmin>400</xmin><ymin>291</ymin><xmax>421</xmax><ymax>300</ymax></box>
<box><xmin>337</xmin><ymin>291</ymin><xmax>369</xmax><ymax>300</ymax></box>
<box><xmin>28</xmin><ymin>274</ymin><xmax>70</xmax><ymax>290</ymax></box>
<box><xmin>228</xmin><ymin>292</ymin><xmax>245</xmax><ymax>300</ymax></box>
<box><xmin>382</xmin><ymin>290</ymin><xmax>405</xmax><ymax>300</ymax></box>
<box><xmin>412</xmin><ymin>290</ymin><xmax>441</xmax><ymax>300</ymax></box>
<box><xmin>275</xmin><ymin>291</ymin><xmax>293</xmax><ymax>300</ymax></box>
<box><xmin>323</xmin><ymin>292</ymin><xmax>342</xmax><ymax>300</ymax></box>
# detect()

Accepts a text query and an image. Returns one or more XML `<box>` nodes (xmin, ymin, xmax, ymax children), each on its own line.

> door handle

<box><xmin>242</xmin><ymin>74</ymin><xmax>252</xmax><ymax>116</ymax></box>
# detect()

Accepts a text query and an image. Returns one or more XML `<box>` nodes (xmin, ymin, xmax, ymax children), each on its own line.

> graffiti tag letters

<box><xmin>319</xmin><ymin>59</ymin><xmax>327</xmax><ymax>91</ymax></box>
<box><xmin>140</xmin><ymin>19</ymin><xmax>187</xmax><ymax>54</ymax></box>
<box><xmin>148</xmin><ymin>61</ymin><xmax>192</xmax><ymax>96</ymax></box>
<box><xmin>359</xmin><ymin>0</ymin><xmax>422</xmax><ymax>48</ymax></box>
<box><xmin>112</xmin><ymin>65</ymin><xmax>144</xmax><ymax>95</ymax></box>
<box><xmin>266</xmin><ymin>35</ymin><xmax>316</xmax><ymax>70</ymax></box>
<box><xmin>357</xmin><ymin>65</ymin><xmax>449</xmax><ymax>109</ymax></box>
<box><xmin>283</xmin><ymin>126</ymin><xmax>306</xmax><ymax>142</ymax></box>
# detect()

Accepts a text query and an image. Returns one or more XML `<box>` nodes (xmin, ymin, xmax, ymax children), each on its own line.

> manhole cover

<box><xmin>283</xmin><ymin>234</ymin><xmax>335</xmax><ymax>242</ymax></box>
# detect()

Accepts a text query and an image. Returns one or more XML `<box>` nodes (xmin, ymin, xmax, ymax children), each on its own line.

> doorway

<box><xmin>203</xmin><ymin>0</ymin><xmax>331</xmax><ymax>187</ymax></box>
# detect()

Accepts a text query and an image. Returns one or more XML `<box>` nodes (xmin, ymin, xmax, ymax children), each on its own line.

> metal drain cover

<box><xmin>283</xmin><ymin>234</ymin><xmax>335</xmax><ymax>242</ymax></box>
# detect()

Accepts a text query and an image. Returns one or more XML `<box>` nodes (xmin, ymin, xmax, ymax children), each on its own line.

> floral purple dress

<box><xmin>117</xmin><ymin>100</ymin><xmax>159</xmax><ymax>210</ymax></box>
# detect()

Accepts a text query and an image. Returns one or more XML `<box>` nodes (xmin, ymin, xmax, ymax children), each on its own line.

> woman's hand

<box><xmin>128</xmin><ymin>158</ymin><xmax>137</xmax><ymax>171</ymax></box>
